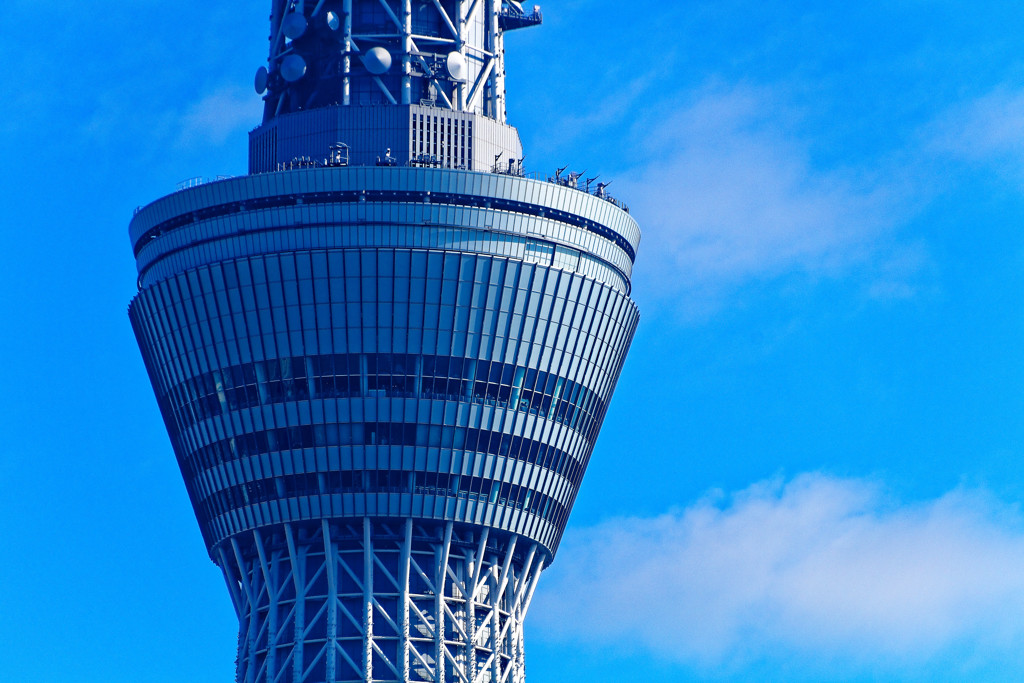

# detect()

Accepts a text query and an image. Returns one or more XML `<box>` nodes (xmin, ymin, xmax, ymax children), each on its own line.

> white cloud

<box><xmin>531</xmin><ymin>474</ymin><xmax>1024</xmax><ymax>674</ymax></box>
<box><xmin>177</xmin><ymin>85</ymin><xmax>256</xmax><ymax>148</ymax></box>
<box><xmin>614</xmin><ymin>86</ymin><xmax>918</xmax><ymax>314</ymax></box>
<box><xmin>928</xmin><ymin>87</ymin><xmax>1024</xmax><ymax>177</ymax></box>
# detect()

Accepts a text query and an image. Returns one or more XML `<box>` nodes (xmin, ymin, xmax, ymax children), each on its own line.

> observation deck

<box><xmin>499</xmin><ymin>5</ymin><xmax>543</xmax><ymax>31</ymax></box>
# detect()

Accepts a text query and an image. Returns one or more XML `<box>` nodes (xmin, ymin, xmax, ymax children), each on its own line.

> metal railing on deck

<box><xmin>498</xmin><ymin>5</ymin><xmax>543</xmax><ymax>30</ymax></box>
<box><xmin>490</xmin><ymin>164</ymin><xmax>629</xmax><ymax>213</ymax></box>
<box><xmin>176</xmin><ymin>148</ymin><xmax>627</xmax><ymax>213</ymax></box>
<box><xmin>176</xmin><ymin>175</ymin><xmax>235</xmax><ymax>192</ymax></box>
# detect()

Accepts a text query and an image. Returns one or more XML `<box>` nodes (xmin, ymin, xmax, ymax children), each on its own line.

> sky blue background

<box><xmin>2</xmin><ymin>1</ymin><xmax>1024</xmax><ymax>681</ymax></box>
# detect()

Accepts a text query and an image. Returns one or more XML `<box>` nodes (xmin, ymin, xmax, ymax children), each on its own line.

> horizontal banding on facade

<box><xmin>130</xmin><ymin>246</ymin><xmax>638</xmax><ymax>557</ymax></box>
<box><xmin>130</xmin><ymin>168</ymin><xmax>640</xmax><ymax>293</ymax></box>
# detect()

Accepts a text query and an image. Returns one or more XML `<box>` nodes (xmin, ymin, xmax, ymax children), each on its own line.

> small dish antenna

<box><xmin>281</xmin><ymin>54</ymin><xmax>308</xmax><ymax>82</ymax></box>
<box><xmin>282</xmin><ymin>13</ymin><xmax>307</xmax><ymax>40</ymax></box>
<box><xmin>326</xmin><ymin>11</ymin><xmax>341</xmax><ymax>31</ymax></box>
<box><xmin>363</xmin><ymin>47</ymin><xmax>392</xmax><ymax>75</ymax></box>
<box><xmin>445</xmin><ymin>51</ymin><xmax>467</xmax><ymax>81</ymax></box>
<box><xmin>254</xmin><ymin>66</ymin><xmax>269</xmax><ymax>94</ymax></box>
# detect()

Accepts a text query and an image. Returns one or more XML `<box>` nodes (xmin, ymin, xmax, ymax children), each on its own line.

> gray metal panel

<box><xmin>248</xmin><ymin>104</ymin><xmax>523</xmax><ymax>172</ymax></box>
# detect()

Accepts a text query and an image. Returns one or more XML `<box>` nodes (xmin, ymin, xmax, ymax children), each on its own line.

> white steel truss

<box><xmin>218</xmin><ymin>519</ymin><xmax>546</xmax><ymax>683</ymax></box>
<box><xmin>270</xmin><ymin>0</ymin><xmax>507</xmax><ymax>119</ymax></box>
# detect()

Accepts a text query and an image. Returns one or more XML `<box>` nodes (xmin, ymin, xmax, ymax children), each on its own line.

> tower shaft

<box><xmin>225</xmin><ymin>520</ymin><xmax>542</xmax><ymax>683</ymax></box>
<box><xmin>128</xmin><ymin>3</ymin><xmax>639</xmax><ymax>682</ymax></box>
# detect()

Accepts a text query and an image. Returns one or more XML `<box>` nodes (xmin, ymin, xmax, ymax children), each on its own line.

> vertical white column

<box><xmin>286</xmin><ymin>525</ymin><xmax>306</xmax><ymax>683</ymax></box>
<box><xmin>231</xmin><ymin>537</ymin><xmax>259</xmax><ymax>683</ymax></box>
<box><xmin>466</xmin><ymin>528</ymin><xmax>488</xmax><ymax>682</ymax></box>
<box><xmin>508</xmin><ymin>543</ymin><xmax>536</xmax><ymax>683</ymax></box>
<box><xmin>485</xmin><ymin>0</ymin><xmax>499</xmax><ymax>119</ymax></box>
<box><xmin>493</xmin><ymin>12</ymin><xmax>506</xmax><ymax>122</ymax></box>
<box><xmin>363</xmin><ymin>518</ymin><xmax>374</xmax><ymax>683</ymax></box>
<box><xmin>455</xmin><ymin>0</ymin><xmax>466</xmax><ymax>111</ymax></box>
<box><xmin>436</xmin><ymin>522</ymin><xmax>453</xmax><ymax>683</ymax></box>
<box><xmin>495</xmin><ymin>535</ymin><xmax>517</xmax><ymax>681</ymax></box>
<box><xmin>343</xmin><ymin>0</ymin><xmax>353</xmax><ymax>105</ymax></box>
<box><xmin>491</xmin><ymin>569</ymin><xmax>501</xmax><ymax>682</ymax></box>
<box><xmin>402</xmin><ymin>0</ymin><xmax>413</xmax><ymax>104</ymax></box>
<box><xmin>400</xmin><ymin>519</ymin><xmax>413</xmax><ymax>681</ymax></box>
<box><xmin>514</xmin><ymin>624</ymin><xmax>526</xmax><ymax>683</ymax></box>
<box><xmin>504</xmin><ymin>564</ymin><xmax>517</xmax><ymax>682</ymax></box>
<box><xmin>254</xmin><ymin>530</ymin><xmax>278</xmax><ymax>680</ymax></box>
<box><xmin>322</xmin><ymin>520</ymin><xmax>339</xmax><ymax>681</ymax></box>
<box><xmin>293</xmin><ymin>559</ymin><xmax>306</xmax><ymax>680</ymax></box>
<box><xmin>464</xmin><ymin>551</ymin><xmax>475</xmax><ymax>683</ymax></box>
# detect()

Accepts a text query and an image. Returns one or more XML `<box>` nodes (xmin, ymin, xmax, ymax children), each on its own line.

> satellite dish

<box><xmin>282</xmin><ymin>13</ymin><xmax>307</xmax><ymax>40</ymax></box>
<box><xmin>254</xmin><ymin>66</ymin><xmax>269</xmax><ymax>94</ymax></box>
<box><xmin>281</xmin><ymin>54</ymin><xmax>307</xmax><ymax>82</ymax></box>
<box><xmin>446</xmin><ymin>51</ymin><xmax>467</xmax><ymax>81</ymax></box>
<box><xmin>363</xmin><ymin>47</ymin><xmax>392</xmax><ymax>75</ymax></box>
<box><xmin>326</xmin><ymin>10</ymin><xmax>341</xmax><ymax>31</ymax></box>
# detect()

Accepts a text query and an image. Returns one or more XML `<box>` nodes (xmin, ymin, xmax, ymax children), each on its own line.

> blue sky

<box><xmin>2</xmin><ymin>1</ymin><xmax>1024</xmax><ymax>681</ymax></box>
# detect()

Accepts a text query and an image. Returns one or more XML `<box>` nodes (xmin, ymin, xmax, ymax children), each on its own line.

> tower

<box><xmin>128</xmin><ymin>2</ymin><xmax>639</xmax><ymax>682</ymax></box>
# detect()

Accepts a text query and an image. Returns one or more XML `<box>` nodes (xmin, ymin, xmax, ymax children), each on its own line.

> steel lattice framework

<box><xmin>262</xmin><ymin>0</ymin><xmax>537</xmax><ymax>120</ymax></box>
<box><xmin>223</xmin><ymin>520</ymin><xmax>543</xmax><ymax>683</ymax></box>
<box><xmin>128</xmin><ymin>2</ymin><xmax>640</xmax><ymax>682</ymax></box>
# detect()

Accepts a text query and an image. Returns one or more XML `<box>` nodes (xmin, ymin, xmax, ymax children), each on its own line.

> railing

<box><xmin>498</xmin><ymin>5</ymin><xmax>543</xmax><ymax>30</ymax></box>
<box><xmin>176</xmin><ymin>176</ymin><xmax>205</xmax><ymax>191</ymax></box>
<box><xmin>189</xmin><ymin>151</ymin><xmax>627</xmax><ymax>213</ymax></box>
<box><xmin>175</xmin><ymin>175</ymin><xmax>235</xmax><ymax>192</ymax></box>
<box><xmin>490</xmin><ymin>167</ymin><xmax>629</xmax><ymax>212</ymax></box>
<box><xmin>277</xmin><ymin>156</ymin><xmax>323</xmax><ymax>171</ymax></box>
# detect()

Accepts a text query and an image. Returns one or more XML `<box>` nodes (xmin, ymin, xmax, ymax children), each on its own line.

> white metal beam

<box><xmin>430</xmin><ymin>0</ymin><xmax>460</xmax><ymax>39</ymax></box>
<box><xmin>225</xmin><ymin>522</ymin><xmax>537</xmax><ymax>683</ymax></box>
<box><xmin>362</xmin><ymin>518</ymin><xmax>374</xmax><ymax>683</ymax></box>
<box><xmin>400</xmin><ymin>519</ymin><xmax>413</xmax><ymax>680</ymax></box>
<box><xmin>321</xmin><ymin>520</ymin><xmax>338</xmax><ymax>681</ymax></box>
<box><xmin>343</xmin><ymin>0</ymin><xmax>353</xmax><ymax>105</ymax></box>
<box><xmin>402</xmin><ymin>0</ymin><xmax>413</xmax><ymax>104</ymax></box>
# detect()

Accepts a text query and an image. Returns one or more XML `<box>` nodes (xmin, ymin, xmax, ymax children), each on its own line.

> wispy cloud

<box><xmin>176</xmin><ymin>85</ymin><xmax>256</xmax><ymax>149</ymax></box>
<box><xmin>928</xmin><ymin>86</ymin><xmax>1024</xmax><ymax>179</ymax></box>
<box><xmin>532</xmin><ymin>474</ymin><xmax>1024</xmax><ymax>675</ymax></box>
<box><xmin>613</xmin><ymin>86</ymin><xmax>921</xmax><ymax>315</ymax></box>
<box><xmin>77</xmin><ymin>82</ymin><xmax>257</xmax><ymax>177</ymax></box>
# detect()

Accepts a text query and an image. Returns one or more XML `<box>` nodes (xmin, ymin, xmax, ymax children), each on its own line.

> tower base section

<box><xmin>218</xmin><ymin>519</ymin><xmax>547</xmax><ymax>683</ymax></box>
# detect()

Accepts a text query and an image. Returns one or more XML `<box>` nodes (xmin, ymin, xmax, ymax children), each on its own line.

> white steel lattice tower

<box><xmin>128</xmin><ymin>2</ymin><xmax>640</xmax><ymax>682</ymax></box>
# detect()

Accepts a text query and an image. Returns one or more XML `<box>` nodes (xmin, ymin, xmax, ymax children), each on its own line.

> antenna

<box><xmin>446</xmin><ymin>52</ymin><xmax>468</xmax><ymax>81</ymax></box>
<box><xmin>363</xmin><ymin>47</ymin><xmax>392</xmax><ymax>75</ymax></box>
<box><xmin>254</xmin><ymin>66</ymin><xmax>269</xmax><ymax>95</ymax></box>
<box><xmin>282</xmin><ymin>13</ymin><xmax>307</xmax><ymax>40</ymax></box>
<box><xmin>280</xmin><ymin>54</ymin><xmax>308</xmax><ymax>82</ymax></box>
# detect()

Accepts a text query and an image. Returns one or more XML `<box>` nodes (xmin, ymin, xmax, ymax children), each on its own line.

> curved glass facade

<box><xmin>129</xmin><ymin>171</ymin><xmax>639</xmax><ymax>680</ymax></box>
<box><xmin>130</xmin><ymin>235</ymin><xmax>638</xmax><ymax>555</ymax></box>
